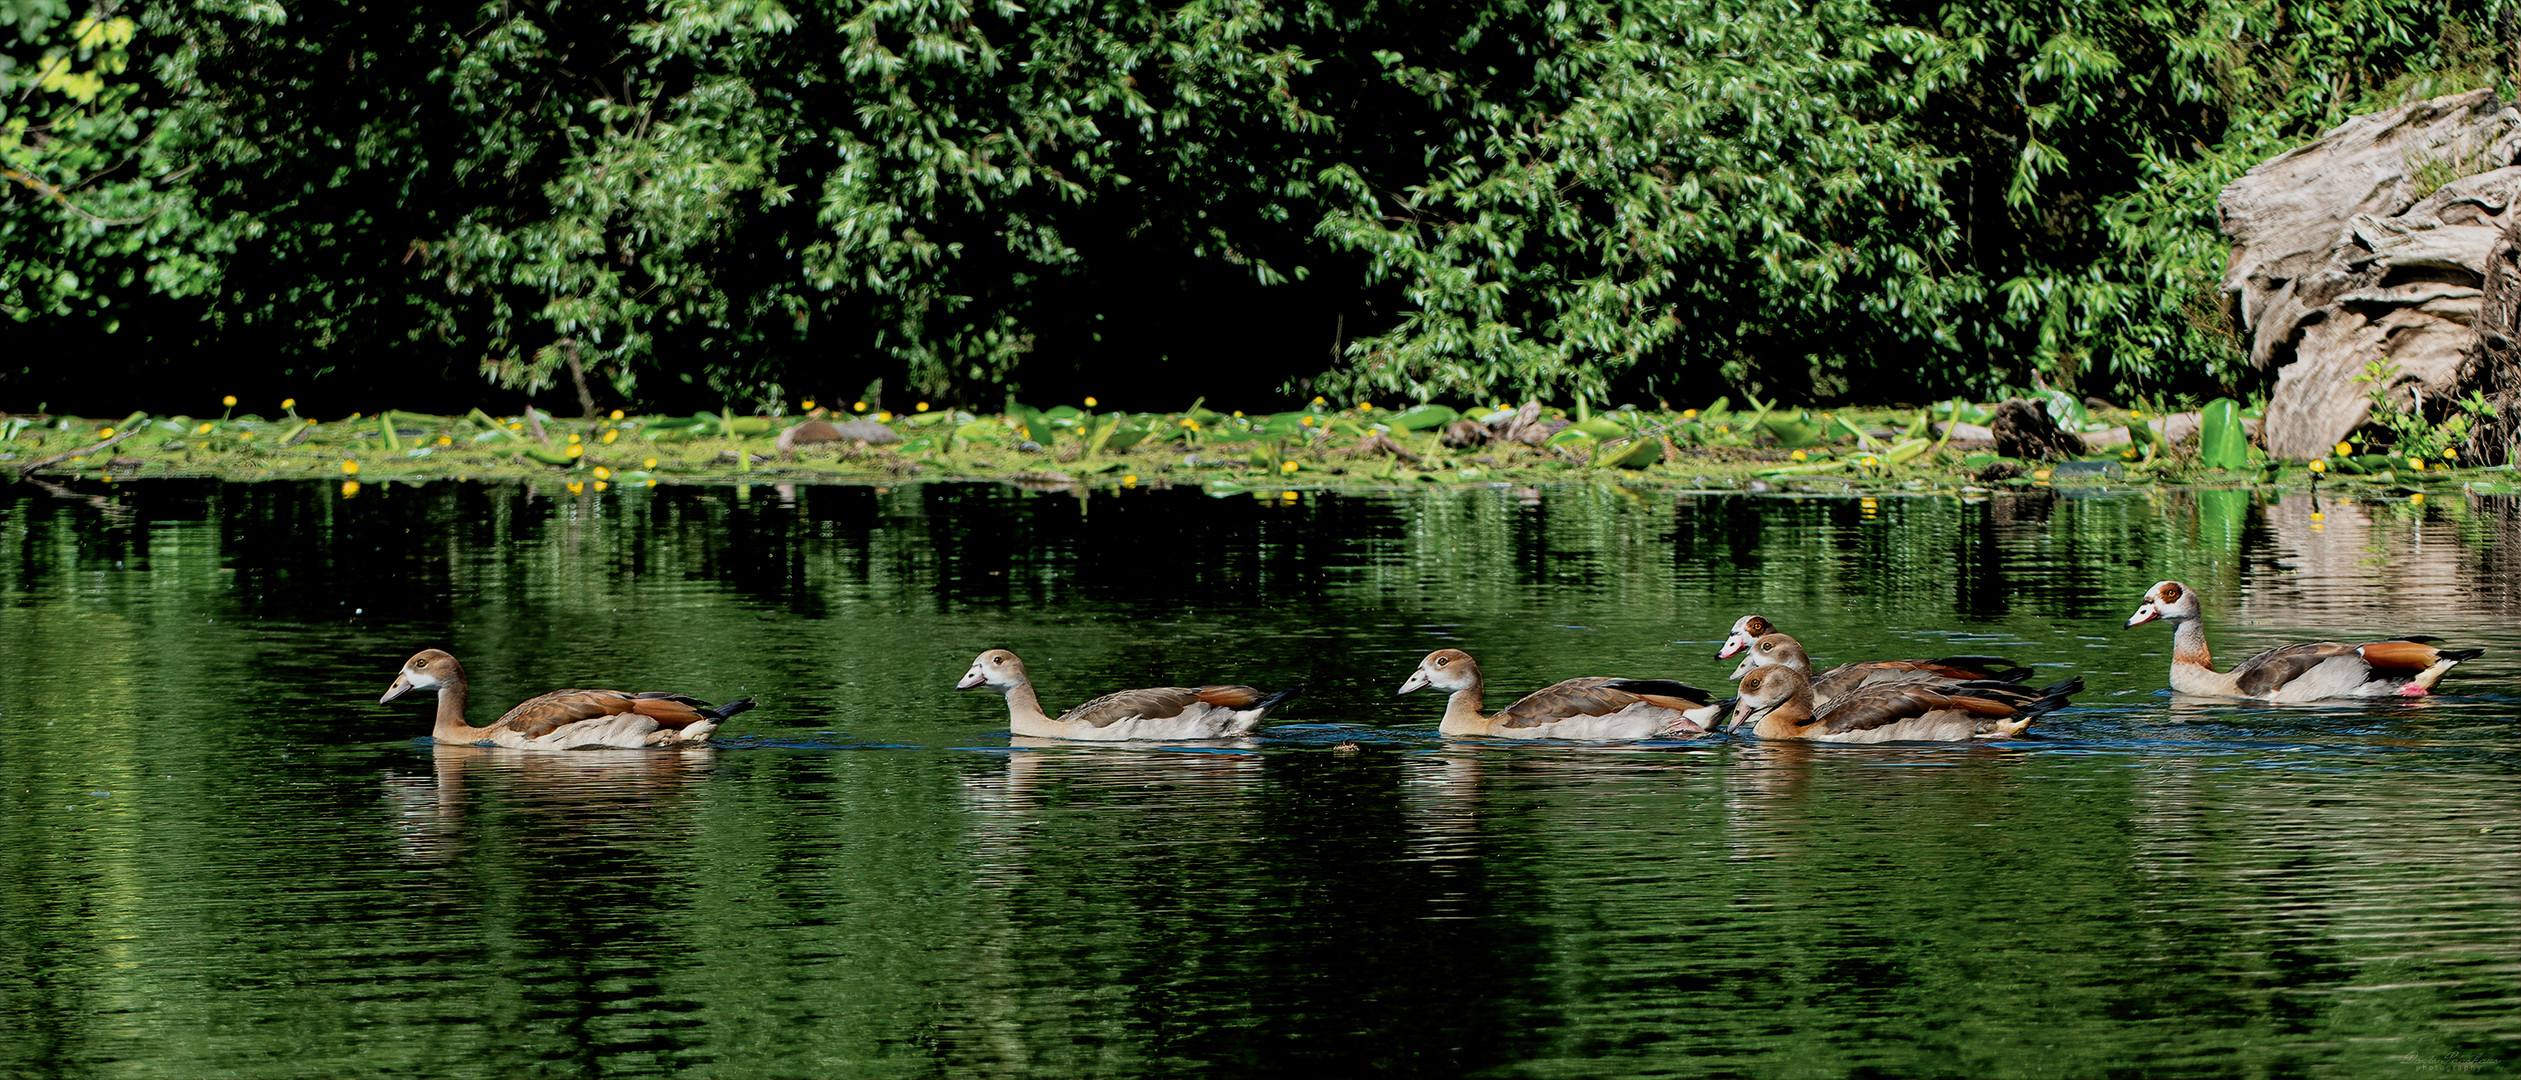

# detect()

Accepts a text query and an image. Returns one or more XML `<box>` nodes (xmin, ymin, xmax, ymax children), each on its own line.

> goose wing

<box><xmin>2227</xmin><ymin>642</ymin><xmax>2358</xmax><ymax>698</ymax></box>
<box><xmin>1495</xmin><ymin>677</ymin><xmax>1708</xmax><ymax>729</ymax></box>
<box><xmin>1814</xmin><ymin>656</ymin><xmax>2031</xmax><ymax>700</ymax></box>
<box><xmin>1055</xmin><ymin>686</ymin><xmax>1209</xmax><ymax>728</ymax></box>
<box><xmin>1814</xmin><ymin>683</ymin><xmax>2026</xmax><ymax>736</ymax></box>
<box><xmin>493</xmin><ymin>689</ymin><xmax>650</xmax><ymax>739</ymax></box>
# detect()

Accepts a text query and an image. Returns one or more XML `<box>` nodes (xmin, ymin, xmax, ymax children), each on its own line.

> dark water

<box><xmin>3</xmin><ymin>479</ymin><xmax>2517</xmax><ymax>1078</ymax></box>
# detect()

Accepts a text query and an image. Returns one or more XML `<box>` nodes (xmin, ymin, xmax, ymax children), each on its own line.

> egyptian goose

<box><xmin>2124</xmin><ymin>580</ymin><xmax>2481</xmax><ymax>700</ymax></box>
<box><xmin>1728</xmin><ymin>665</ymin><xmax>2081</xmax><ymax>742</ymax></box>
<box><xmin>379</xmin><ymin>649</ymin><xmax>754</xmax><ymax>749</ymax></box>
<box><xmin>1397</xmin><ymin>648</ymin><xmax>1721</xmax><ymax>739</ymax></box>
<box><xmin>956</xmin><ymin>649</ymin><xmax>1297</xmax><ymax>740</ymax></box>
<box><xmin>1726</xmin><ymin>630</ymin><xmax>2033</xmax><ymax>707</ymax></box>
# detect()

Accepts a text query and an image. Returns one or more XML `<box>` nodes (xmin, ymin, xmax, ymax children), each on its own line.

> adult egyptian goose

<box><xmin>2124</xmin><ymin>580</ymin><xmax>2481</xmax><ymax>700</ymax></box>
<box><xmin>1727</xmin><ymin>631</ymin><xmax>2033</xmax><ymax>707</ymax></box>
<box><xmin>1728</xmin><ymin>665</ymin><xmax>2081</xmax><ymax>742</ymax></box>
<box><xmin>1397</xmin><ymin>649</ymin><xmax>1721</xmax><ymax>739</ymax></box>
<box><xmin>956</xmin><ymin>649</ymin><xmax>1297</xmax><ymax>740</ymax></box>
<box><xmin>379</xmin><ymin>649</ymin><xmax>754</xmax><ymax>749</ymax></box>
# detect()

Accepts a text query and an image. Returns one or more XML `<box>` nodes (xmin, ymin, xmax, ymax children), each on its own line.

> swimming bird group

<box><xmin>378</xmin><ymin>579</ymin><xmax>2481</xmax><ymax>748</ymax></box>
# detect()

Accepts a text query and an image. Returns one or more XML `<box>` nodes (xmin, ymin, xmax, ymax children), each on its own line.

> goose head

<box><xmin>1397</xmin><ymin>649</ymin><xmax>1479</xmax><ymax>695</ymax></box>
<box><xmin>1716</xmin><ymin>614</ymin><xmax>1776</xmax><ymax>659</ymax></box>
<box><xmin>958</xmin><ymin>649</ymin><xmax>1029</xmax><ymax>691</ymax></box>
<box><xmin>1728</xmin><ymin>632</ymin><xmax>1812</xmax><ymax>680</ymax></box>
<box><xmin>2125</xmin><ymin>581</ymin><xmax>2199</xmax><ymax>628</ymax></box>
<box><xmin>381</xmin><ymin>649</ymin><xmax>460</xmax><ymax>704</ymax></box>
<box><xmin>1730</xmin><ymin>664</ymin><xmax>1810</xmax><ymax>732</ymax></box>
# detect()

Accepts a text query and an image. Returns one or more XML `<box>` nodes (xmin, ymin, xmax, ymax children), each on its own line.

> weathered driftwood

<box><xmin>2220</xmin><ymin>89</ymin><xmax>2521</xmax><ymax>460</ymax></box>
<box><xmin>2456</xmin><ymin>218</ymin><xmax>2521</xmax><ymax>463</ymax></box>
<box><xmin>776</xmin><ymin>418</ymin><xmax>901</xmax><ymax>459</ymax></box>
<box><xmin>1988</xmin><ymin>399</ymin><xmax>2084</xmax><ymax>460</ymax></box>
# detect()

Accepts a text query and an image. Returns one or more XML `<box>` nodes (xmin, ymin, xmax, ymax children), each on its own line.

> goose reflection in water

<box><xmin>382</xmin><ymin>743</ymin><xmax>718</xmax><ymax>863</ymax></box>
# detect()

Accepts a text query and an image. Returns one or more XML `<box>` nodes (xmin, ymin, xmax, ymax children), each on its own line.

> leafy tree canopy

<box><xmin>1</xmin><ymin>0</ymin><xmax>2506</xmax><ymax>414</ymax></box>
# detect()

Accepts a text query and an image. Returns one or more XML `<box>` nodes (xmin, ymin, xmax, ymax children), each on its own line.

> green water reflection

<box><xmin>2</xmin><ymin>480</ymin><xmax>2516</xmax><ymax>1078</ymax></box>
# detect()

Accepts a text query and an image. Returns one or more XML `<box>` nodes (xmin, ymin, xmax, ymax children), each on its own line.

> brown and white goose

<box><xmin>1397</xmin><ymin>648</ymin><xmax>1721</xmax><ymax>739</ymax></box>
<box><xmin>380</xmin><ymin>649</ymin><xmax>753</xmax><ymax>750</ymax></box>
<box><xmin>2124</xmin><ymin>580</ymin><xmax>2481</xmax><ymax>700</ymax></box>
<box><xmin>1726</xmin><ymin>630</ymin><xmax>2033</xmax><ymax>707</ymax></box>
<box><xmin>956</xmin><ymin>649</ymin><xmax>1297</xmax><ymax>740</ymax></box>
<box><xmin>1729</xmin><ymin>664</ymin><xmax>2081</xmax><ymax>743</ymax></box>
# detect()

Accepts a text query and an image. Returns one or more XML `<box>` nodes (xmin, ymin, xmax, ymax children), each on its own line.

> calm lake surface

<box><xmin>3</xmin><ymin>478</ymin><xmax>2517</xmax><ymax>1078</ymax></box>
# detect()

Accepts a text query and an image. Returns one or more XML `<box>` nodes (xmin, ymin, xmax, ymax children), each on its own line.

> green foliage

<box><xmin>2196</xmin><ymin>398</ymin><xmax>2246</xmax><ymax>470</ymax></box>
<box><xmin>2353</xmin><ymin>358</ymin><xmax>2498</xmax><ymax>463</ymax></box>
<box><xmin>2</xmin><ymin>0</ymin><xmax>2505</xmax><ymax>409</ymax></box>
<box><xmin>0</xmin><ymin>2</ymin><xmax>251</xmax><ymax>330</ymax></box>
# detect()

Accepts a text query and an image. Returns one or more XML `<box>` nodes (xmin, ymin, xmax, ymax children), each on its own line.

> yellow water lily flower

<box><xmin>222</xmin><ymin>395</ymin><xmax>237</xmax><ymax>407</ymax></box>
<box><xmin>2308</xmin><ymin>459</ymin><xmax>2326</xmax><ymax>473</ymax></box>
<box><xmin>915</xmin><ymin>402</ymin><xmax>930</xmax><ymax>412</ymax></box>
<box><xmin>801</xmin><ymin>400</ymin><xmax>816</xmax><ymax>412</ymax></box>
<box><xmin>610</xmin><ymin>409</ymin><xmax>625</xmax><ymax>420</ymax></box>
<box><xmin>281</xmin><ymin>398</ymin><xmax>296</xmax><ymax>410</ymax></box>
<box><xmin>854</xmin><ymin>401</ymin><xmax>868</xmax><ymax>412</ymax></box>
<box><xmin>1281</xmin><ymin>460</ymin><xmax>1299</xmax><ymax>474</ymax></box>
<box><xmin>643</xmin><ymin>458</ymin><xmax>659</xmax><ymax>469</ymax></box>
<box><xmin>2334</xmin><ymin>442</ymin><xmax>2351</xmax><ymax>457</ymax></box>
<box><xmin>1084</xmin><ymin>396</ymin><xmax>1099</xmax><ymax>407</ymax></box>
<box><xmin>341</xmin><ymin>460</ymin><xmax>359</xmax><ymax>475</ymax></box>
<box><xmin>601</xmin><ymin>429</ymin><xmax>618</xmax><ymax>444</ymax></box>
<box><xmin>340</xmin><ymin>480</ymin><xmax>360</xmax><ymax>498</ymax></box>
<box><xmin>593</xmin><ymin>467</ymin><xmax>612</xmax><ymax>480</ymax></box>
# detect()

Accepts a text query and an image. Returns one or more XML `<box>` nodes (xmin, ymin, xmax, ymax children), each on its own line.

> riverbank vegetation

<box><xmin>11</xmin><ymin>397</ymin><xmax>2511</xmax><ymax>498</ymax></box>
<box><xmin>4</xmin><ymin>2</ymin><xmax>2509</xmax><ymax>419</ymax></box>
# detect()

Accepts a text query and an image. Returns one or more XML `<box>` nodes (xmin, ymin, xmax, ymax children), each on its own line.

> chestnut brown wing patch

<box><xmin>1057</xmin><ymin>687</ymin><xmax>1202</xmax><ymax>728</ymax></box>
<box><xmin>1192</xmin><ymin>685</ymin><xmax>1267</xmax><ymax>709</ymax></box>
<box><xmin>2354</xmin><ymin>639</ymin><xmax>2459</xmax><ymax>673</ymax></box>
<box><xmin>2228</xmin><ymin>642</ymin><xmax>2354</xmax><ymax>697</ymax></box>
<box><xmin>495</xmin><ymin>689</ymin><xmax>642</xmax><ymax>739</ymax></box>
<box><xmin>627</xmin><ymin>692</ymin><xmax>718</xmax><ymax>729</ymax></box>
